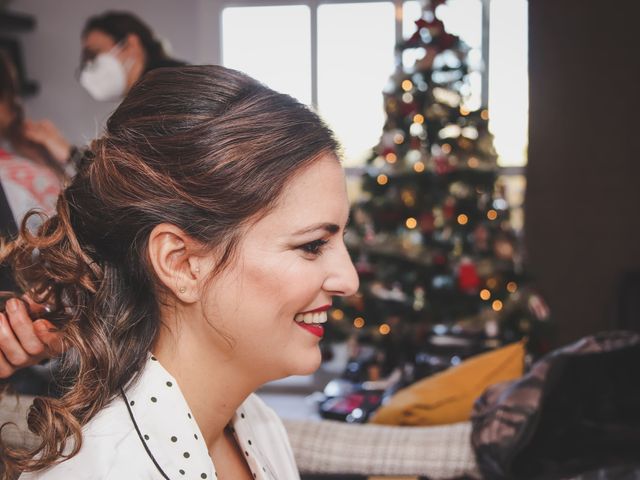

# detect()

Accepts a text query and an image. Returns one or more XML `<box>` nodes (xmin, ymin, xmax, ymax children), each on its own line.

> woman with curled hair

<box><xmin>0</xmin><ymin>65</ymin><xmax>358</xmax><ymax>479</ymax></box>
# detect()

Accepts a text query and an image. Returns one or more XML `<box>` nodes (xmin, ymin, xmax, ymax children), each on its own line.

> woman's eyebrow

<box><xmin>292</xmin><ymin>223</ymin><xmax>340</xmax><ymax>236</ymax></box>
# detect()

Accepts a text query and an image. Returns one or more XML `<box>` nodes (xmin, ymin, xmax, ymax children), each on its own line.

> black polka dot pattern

<box><xmin>124</xmin><ymin>354</ymin><xmax>285</xmax><ymax>480</ymax></box>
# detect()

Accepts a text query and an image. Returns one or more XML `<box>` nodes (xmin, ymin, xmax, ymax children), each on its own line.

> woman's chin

<box><xmin>286</xmin><ymin>348</ymin><xmax>323</xmax><ymax>378</ymax></box>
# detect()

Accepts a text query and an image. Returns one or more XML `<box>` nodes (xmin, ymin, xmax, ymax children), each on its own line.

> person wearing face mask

<box><xmin>22</xmin><ymin>11</ymin><xmax>186</xmax><ymax>167</ymax></box>
<box><xmin>78</xmin><ymin>10</ymin><xmax>187</xmax><ymax>101</ymax></box>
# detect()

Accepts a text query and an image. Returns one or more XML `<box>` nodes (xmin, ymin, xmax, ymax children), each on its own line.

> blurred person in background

<box><xmin>0</xmin><ymin>10</ymin><xmax>186</xmax><ymax>386</ymax></box>
<box><xmin>0</xmin><ymin>50</ymin><xmax>64</xmax><ymax>241</ymax></box>
<box><xmin>23</xmin><ymin>10</ymin><xmax>186</xmax><ymax>168</ymax></box>
<box><xmin>0</xmin><ymin>51</ymin><xmax>64</xmax><ymax>393</ymax></box>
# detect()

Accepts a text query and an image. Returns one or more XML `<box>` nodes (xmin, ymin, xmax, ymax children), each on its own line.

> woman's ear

<box><xmin>147</xmin><ymin>223</ymin><xmax>204</xmax><ymax>303</ymax></box>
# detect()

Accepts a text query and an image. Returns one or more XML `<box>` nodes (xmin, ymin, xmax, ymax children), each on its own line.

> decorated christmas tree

<box><xmin>324</xmin><ymin>0</ymin><xmax>551</xmax><ymax>387</ymax></box>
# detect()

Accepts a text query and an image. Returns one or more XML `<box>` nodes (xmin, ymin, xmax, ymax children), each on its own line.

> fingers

<box><xmin>20</xmin><ymin>293</ymin><xmax>47</xmax><ymax>315</ymax></box>
<box><xmin>0</xmin><ymin>351</ymin><xmax>16</xmax><ymax>378</ymax></box>
<box><xmin>33</xmin><ymin>320</ymin><xmax>64</xmax><ymax>356</ymax></box>
<box><xmin>20</xmin><ymin>295</ymin><xmax>65</xmax><ymax>356</ymax></box>
<box><xmin>7</xmin><ymin>298</ymin><xmax>46</xmax><ymax>357</ymax></box>
<box><xmin>0</xmin><ymin>298</ymin><xmax>56</xmax><ymax>379</ymax></box>
<box><xmin>0</xmin><ymin>313</ymin><xmax>17</xmax><ymax>378</ymax></box>
<box><xmin>0</xmin><ymin>310</ymin><xmax>28</xmax><ymax>377</ymax></box>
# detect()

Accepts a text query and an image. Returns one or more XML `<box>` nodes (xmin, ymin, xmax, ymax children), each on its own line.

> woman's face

<box><xmin>200</xmin><ymin>154</ymin><xmax>359</xmax><ymax>381</ymax></box>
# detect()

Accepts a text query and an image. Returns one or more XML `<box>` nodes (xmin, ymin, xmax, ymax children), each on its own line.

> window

<box><xmin>220</xmin><ymin>0</ymin><xmax>528</xmax><ymax>168</ymax></box>
<box><xmin>221</xmin><ymin>6</ymin><xmax>312</xmax><ymax>105</ymax></box>
<box><xmin>222</xmin><ymin>2</ymin><xmax>396</xmax><ymax>166</ymax></box>
<box><xmin>488</xmin><ymin>0</ymin><xmax>528</xmax><ymax>168</ymax></box>
<box><xmin>317</xmin><ymin>3</ymin><xmax>396</xmax><ymax>163</ymax></box>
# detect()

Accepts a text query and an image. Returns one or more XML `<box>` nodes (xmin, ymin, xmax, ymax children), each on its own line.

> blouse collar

<box><xmin>121</xmin><ymin>354</ymin><xmax>277</xmax><ymax>480</ymax></box>
<box><xmin>121</xmin><ymin>354</ymin><xmax>214</xmax><ymax>479</ymax></box>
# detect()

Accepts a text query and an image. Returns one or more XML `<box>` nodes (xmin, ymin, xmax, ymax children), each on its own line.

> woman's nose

<box><xmin>323</xmin><ymin>243</ymin><xmax>359</xmax><ymax>297</ymax></box>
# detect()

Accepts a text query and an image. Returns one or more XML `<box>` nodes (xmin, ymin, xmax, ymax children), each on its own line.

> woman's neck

<box><xmin>151</xmin><ymin>321</ymin><xmax>261</xmax><ymax>450</ymax></box>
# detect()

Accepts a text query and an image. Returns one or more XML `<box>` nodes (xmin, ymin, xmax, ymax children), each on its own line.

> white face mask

<box><xmin>79</xmin><ymin>45</ymin><xmax>129</xmax><ymax>102</ymax></box>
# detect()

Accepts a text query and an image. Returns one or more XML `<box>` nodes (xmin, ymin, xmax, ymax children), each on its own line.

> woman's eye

<box><xmin>299</xmin><ymin>239</ymin><xmax>328</xmax><ymax>256</ymax></box>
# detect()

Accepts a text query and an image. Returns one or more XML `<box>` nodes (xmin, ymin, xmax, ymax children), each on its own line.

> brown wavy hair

<box><xmin>0</xmin><ymin>65</ymin><xmax>339</xmax><ymax>476</ymax></box>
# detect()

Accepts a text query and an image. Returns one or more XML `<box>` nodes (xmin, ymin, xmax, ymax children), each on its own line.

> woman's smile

<box><xmin>294</xmin><ymin>305</ymin><xmax>331</xmax><ymax>337</ymax></box>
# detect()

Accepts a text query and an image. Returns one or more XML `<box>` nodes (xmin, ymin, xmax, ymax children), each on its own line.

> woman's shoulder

<box><xmin>19</xmin><ymin>397</ymin><xmax>159</xmax><ymax>480</ymax></box>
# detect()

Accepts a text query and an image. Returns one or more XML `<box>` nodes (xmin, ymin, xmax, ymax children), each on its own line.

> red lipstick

<box><xmin>297</xmin><ymin>323</ymin><xmax>324</xmax><ymax>338</ymax></box>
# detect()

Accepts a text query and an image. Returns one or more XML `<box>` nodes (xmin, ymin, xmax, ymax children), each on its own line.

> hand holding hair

<box><xmin>0</xmin><ymin>293</ymin><xmax>64</xmax><ymax>378</ymax></box>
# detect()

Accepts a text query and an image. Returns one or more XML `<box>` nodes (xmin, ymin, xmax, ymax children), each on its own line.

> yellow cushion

<box><xmin>370</xmin><ymin>340</ymin><xmax>525</xmax><ymax>426</ymax></box>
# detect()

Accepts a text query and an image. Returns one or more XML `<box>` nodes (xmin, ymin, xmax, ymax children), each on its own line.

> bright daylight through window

<box><xmin>221</xmin><ymin>0</ymin><xmax>528</xmax><ymax>168</ymax></box>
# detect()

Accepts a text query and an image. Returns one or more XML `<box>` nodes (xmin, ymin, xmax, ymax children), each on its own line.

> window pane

<box><xmin>318</xmin><ymin>2</ymin><xmax>396</xmax><ymax>166</ymax></box>
<box><xmin>402</xmin><ymin>0</ymin><xmax>423</xmax><ymax>69</ymax></box>
<box><xmin>489</xmin><ymin>0</ymin><xmax>528</xmax><ymax>167</ymax></box>
<box><xmin>403</xmin><ymin>1</ymin><xmax>422</xmax><ymax>39</ymax></box>
<box><xmin>436</xmin><ymin>0</ymin><xmax>482</xmax><ymax>110</ymax></box>
<box><xmin>222</xmin><ymin>6</ymin><xmax>311</xmax><ymax>105</ymax></box>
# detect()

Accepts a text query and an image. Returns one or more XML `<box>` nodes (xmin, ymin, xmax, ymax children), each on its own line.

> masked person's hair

<box><xmin>81</xmin><ymin>11</ymin><xmax>170</xmax><ymax>69</ymax></box>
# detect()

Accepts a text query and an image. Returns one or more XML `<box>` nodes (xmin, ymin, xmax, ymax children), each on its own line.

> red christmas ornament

<box><xmin>458</xmin><ymin>259</ymin><xmax>480</xmax><ymax>293</ymax></box>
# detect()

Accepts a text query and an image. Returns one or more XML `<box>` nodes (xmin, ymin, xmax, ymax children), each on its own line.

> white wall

<box><xmin>11</xmin><ymin>0</ymin><xmax>221</xmax><ymax>146</ymax></box>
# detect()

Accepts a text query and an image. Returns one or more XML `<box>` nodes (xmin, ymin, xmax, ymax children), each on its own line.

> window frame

<box><xmin>216</xmin><ymin>0</ymin><xmax>532</xmax><ymax>174</ymax></box>
<box><xmin>218</xmin><ymin>0</ymin><xmax>491</xmax><ymax>110</ymax></box>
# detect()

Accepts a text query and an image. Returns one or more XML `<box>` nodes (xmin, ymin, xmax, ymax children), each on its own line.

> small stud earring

<box><xmin>179</xmin><ymin>287</ymin><xmax>186</xmax><ymax>294</ymax></box>
<box><xmin>195</xmin><ymin>266</ymin><xmax>200</xmax><ymax>273</ymax></box>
